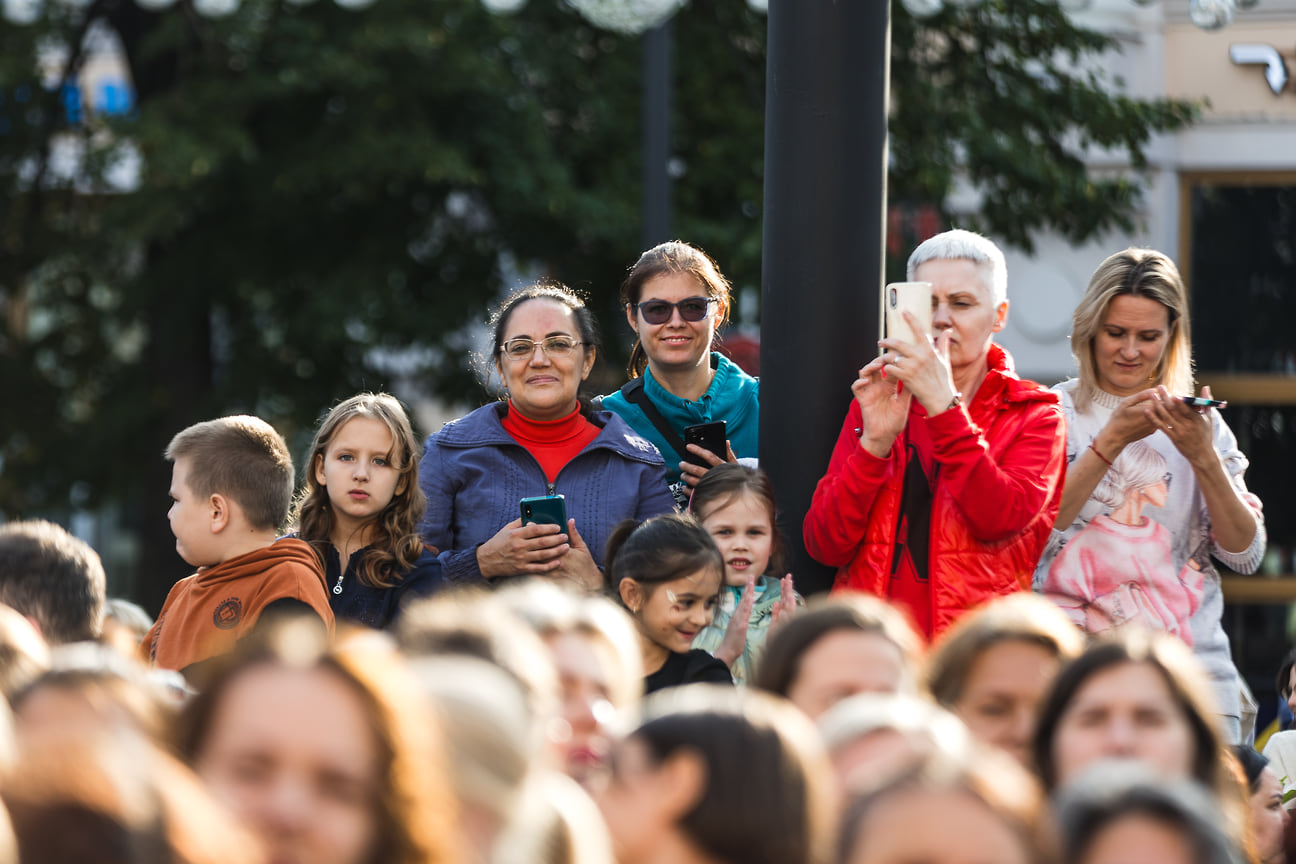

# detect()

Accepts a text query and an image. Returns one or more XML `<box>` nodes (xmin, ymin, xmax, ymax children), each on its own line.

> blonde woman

<box><xmin>1034</xmin><ymin>248</ymin><xmax>1264</xmax><ymax>743</ymax></box>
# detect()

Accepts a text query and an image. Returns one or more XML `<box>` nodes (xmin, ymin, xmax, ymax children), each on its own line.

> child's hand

<box><xmin>770</xmin><ymin>574</ymin><xmax>798</xmax><ymax>635</ymax></box>
<box><xmin>713</xmin><ymin>576</ymin><xmax>756</xmax><ymax>667</ymax></box>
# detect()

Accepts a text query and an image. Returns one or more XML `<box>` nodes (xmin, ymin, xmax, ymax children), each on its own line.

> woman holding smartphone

<box><xmin>601</xmin><ymin>241</ymin><xmax>760</xmax><ymax>501</ymax></box>
<box><xmin>1033</xmin><ymin>247</ymin><xmax>1265</xmax><ymax>743</ymax></box>
<box><xmin>417</xmin><ymin>282</ymin><xmax>675</xmax><ymax>591</ymax></box>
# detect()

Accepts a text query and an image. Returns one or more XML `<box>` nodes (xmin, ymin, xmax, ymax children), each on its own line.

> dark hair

<box><xmin>488</xmin><ymin>280</ymin><xmax>601</xmax><ymax>395</ymax></box>
<box><xmin>632</xmin><ymin>686</ymin><xmax>835</xmax><ymax>864</ymax></box>
<box><xmin>175</xmin><ymin>616</ymin><xmax>459</xmax><ymax>864</ymax></box>
<box><xmin>292</xmin><ymin>392</ymin><xmax>428</xmax><ymax>589</ymax></box>
<box><xmin>1230</xmin><ymin>744</ymin><xmax>1269</xmax><ymax>794</ymax></box>
<box><xmin>1055</xmin><ymin>763</ymin><xmax>1241</xmax><ymax>864</ymax></box>
<box><xmin>619</xmin><ymin>241</ymin><xmax>733</xmax><ymax>378</ymax></box>
<box><xmin>165</xmin><ymin>415</ymin><xmax>295</xmax><ymax>531</ymax></box>
<box><xmin>688</xmin><ymin>462</ymin><xmax>785</xmax><ymax>577</ymax></box>
<box><xmin>1030</xmin><ymin>628</ymin><xmax>1224</xmax><ymax>795</ymax></box>
<box><xmin>0</xmin><ymin>520</ymin><xmax>106</xmax><ymax>645</ymax></box>
<box><xmin>753</xmin><ymin>593</ymin><xmax>922</xmax><ymax>698</ymax></box>
<box><xmin>1275</xmin><ymin>648</ymin><xmax>1296</xmax><ymax>700</ymax></box>
<box><xmin>605</xmin><ymin>514</ymin><xmax>724</xmax><ymax>604</ymax></box>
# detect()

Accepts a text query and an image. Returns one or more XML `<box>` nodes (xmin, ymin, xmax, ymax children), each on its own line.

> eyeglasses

<box><xmin>499</xmin><ymin>336</ymin><xmax>584</xmax><ymax>360</ymax></box>
<box><xmin>634</xmin><ymin>296</ymin><xmax>713</xmax><ymax>325</ymax></box>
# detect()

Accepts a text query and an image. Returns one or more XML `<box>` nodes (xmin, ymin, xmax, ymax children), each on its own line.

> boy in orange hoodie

<box><xmin>141</xmin><ymin>415</ymin><xmax>333</xmax><ymax>679</ymax></box>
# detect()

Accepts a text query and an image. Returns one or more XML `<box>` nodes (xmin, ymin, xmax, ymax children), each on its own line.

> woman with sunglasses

<box><xmin>1033</xmin><ymin>248</ymin><xmax>1264</xmax><ymax>743</ymax></box>
<box><xmin>601</xmin><ymin>241</ymin><xmax>760</xmax><ymax>499</ymax></box>
<box><xmin>416</xmin><ymin>281</ymin><xmax>675</xmax><ymax>591</ymax></box>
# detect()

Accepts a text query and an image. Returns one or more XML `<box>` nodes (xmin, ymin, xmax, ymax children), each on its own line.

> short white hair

<box><xmin>906</xmin><ymin>228</ymin><xmax>1008</xmax><ymax>306</ymax></box>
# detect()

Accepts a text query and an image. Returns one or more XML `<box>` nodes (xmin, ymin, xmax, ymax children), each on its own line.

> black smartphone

<box><xmin>520</xmin><ymin>494</ymin><xmax>567</xmax><ymax>527</ymax></box>
<box><xmin>1181</xmin><ymin>396</ymin><xmax>1227</xmax><ymax>409</ymax></box>
<box><xmin>683</xmin><ymin>420</ymin><xmax>728</xmax><ymax>466</ymax></box>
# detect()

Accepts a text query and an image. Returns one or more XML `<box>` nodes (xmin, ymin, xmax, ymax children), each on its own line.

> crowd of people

<box><xmin>0</xmin><ymin>229</ymin><xmax>1283</xmax><ymax>864</ymax></box>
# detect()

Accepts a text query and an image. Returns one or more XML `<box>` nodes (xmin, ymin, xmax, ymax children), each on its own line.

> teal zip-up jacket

<box><xmin>601</xmin><ymin>352</ymin><xmax>760</xmax><ymax>485</ymax></box>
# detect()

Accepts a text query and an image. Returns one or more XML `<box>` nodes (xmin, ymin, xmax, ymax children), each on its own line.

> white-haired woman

<box><xmin>1034</xmin><ymin>247</ymin><xmax>1265</xmax><ymax>743</ymax></box>
<box><xmin>804</xmin><ymin>228</ymin><xmax>1067</xmax><ymax>640</ymax></box>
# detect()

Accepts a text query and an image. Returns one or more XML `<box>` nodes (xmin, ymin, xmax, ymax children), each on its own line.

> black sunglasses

<box><xmin>635</xmin><ymin>296</ymin><xmax>713</xmax><ymax>325</ymax></box>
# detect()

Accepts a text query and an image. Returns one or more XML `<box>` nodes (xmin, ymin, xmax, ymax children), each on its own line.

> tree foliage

<box><xmin>0</xmin><ymin>0</ymin><xmax>1195</xmax><ymax>606</ymax></box>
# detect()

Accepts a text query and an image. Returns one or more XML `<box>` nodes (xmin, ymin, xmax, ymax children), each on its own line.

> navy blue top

<box><xmin>325</xmin><ymin>544</ymin><xmax>445</xmax><ymax>629</ymax></box>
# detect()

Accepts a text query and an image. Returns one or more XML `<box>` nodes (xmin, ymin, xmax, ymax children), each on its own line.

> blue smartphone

<box><xmin>520</xmin><ymin>494</ymin><xmax>567</xmax><ymax>527</ymax></box>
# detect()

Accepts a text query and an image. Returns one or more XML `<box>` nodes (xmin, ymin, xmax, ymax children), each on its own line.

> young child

<box><xmin>141</xmin><ymin>415</ymin><xmax>333</xmax><ymax>680</ymax></box>
<box><xmin>689</xmin><ymin>463</ymin><xmax>800</xmax><ymax>684</ymax></box>
<box><xmin>606</xmin><ymin>513</ymin><xmax>732</xmax><ymax>693</ymax></box>
<box><xmin>293</xmin><ymin>392</ymin><xmax>444</xmax><ymax>629</ymax></box>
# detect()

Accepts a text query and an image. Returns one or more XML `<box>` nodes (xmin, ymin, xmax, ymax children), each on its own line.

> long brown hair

<box><xmin>175</xmin><ymin>617</ymin><xmax>460</xmax><ymax>864</ymax></box>
<box><xmin>292</xmin><ymin>392</ymin><xmax>427</xmax><ymax>589</ymax></box>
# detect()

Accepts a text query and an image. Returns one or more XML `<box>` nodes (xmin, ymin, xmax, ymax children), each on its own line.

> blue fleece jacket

<box><xmin>601</xmin><ymin>352</ymin><xmax>760</xmax><ymax>485</ymax></box>
<box><xmin>416</xmin><ymin>403</ymin><xmax>676</xmax><ymax>586</ymax></box>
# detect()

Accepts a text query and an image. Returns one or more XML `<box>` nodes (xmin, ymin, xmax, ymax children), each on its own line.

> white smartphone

<box><xmin>885</xmin><ymin>281</ymin><xmax>933</xmax><ymax>346</ymax></box>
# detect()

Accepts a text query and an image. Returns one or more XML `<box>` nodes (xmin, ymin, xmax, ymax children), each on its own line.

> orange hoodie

<box><xmin>141</xmin><ymin>538</ymin><xmax>333</xmax><ymax>675</ymax></box>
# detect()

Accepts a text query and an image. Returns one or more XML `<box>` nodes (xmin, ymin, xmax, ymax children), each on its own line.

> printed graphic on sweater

<box><xmin>1040</xmin><ymin>441</ymin><xmax>1203</xmax><ymax>643</ymax></box>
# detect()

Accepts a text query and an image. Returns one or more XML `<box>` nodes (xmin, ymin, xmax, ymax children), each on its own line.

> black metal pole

<box><xmin>641</xmin><ymin>20</ymin><xmax>672</xmax><ymax>249</ymax></box>
<box><xmin>760</xmin><ymin>0</ymin><xmax>890</xmax><ymax>596</ymax></box>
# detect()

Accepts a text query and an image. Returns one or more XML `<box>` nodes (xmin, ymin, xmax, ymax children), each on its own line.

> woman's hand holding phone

<box><xmin>876</xmin><ymin>313</ymin><xmax>959</xmax><ymax>417</ymax></box>
<box><xmin>475</xmin><ymin>518</ymin><xmax>570</xmax><ymax>580</ymax></box>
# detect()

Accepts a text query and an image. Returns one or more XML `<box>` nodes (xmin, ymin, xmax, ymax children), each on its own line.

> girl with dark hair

<box><xmin>416</xmin><ymin>282</ymin><xmax>675</xmax><ymax>591</ymax></box>
<box><xmin>293</xmin><ymin>392</ymin><xmax>444</xmax><ymax>629</ymax></box>
<box><xmin>606</xmin><ymin>513</ymin><xmax>732</xmax><ymax>693</ymax></box>
<box><xmin>601</xmin><ymin>241</ymin><xmax>759</xmax><ymax>497</ymax></box>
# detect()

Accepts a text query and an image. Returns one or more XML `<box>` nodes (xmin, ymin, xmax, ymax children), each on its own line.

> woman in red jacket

<box><xmin>803</xmin><ymin>229</ymin><xmax>1067</xmax><ymax>639</ymax></box>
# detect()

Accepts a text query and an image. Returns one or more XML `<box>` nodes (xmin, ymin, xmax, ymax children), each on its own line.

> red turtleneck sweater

<box><xmin>501</xmin><ymin>402</ymin><xmax>601</xmax><ymax>483</ymax></box>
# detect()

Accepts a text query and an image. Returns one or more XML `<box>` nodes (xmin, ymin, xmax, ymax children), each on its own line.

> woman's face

<box><xmin>595</xmin><ymin>736</ymin><xmax>692</xmax><ymax>864</ymax></box>
<box><xmin>1093</xmin><ymin>294</ymin><xmax>1171</xmax><ymax>397</ymax></box>
<box><xmin>1051</xmin><ymin>661</ymin><xmax>1195</xmax><ymax>788</ymax></box>
<box><xmin>1250</xmin><ymin>766</ymin><xmax>1288</xmax><ymax>864</ymax></box>
<box><xmin>1077</xmin><ymin>814</ymin><xmax>1195</xmax><ymax>864</ymax></box>
<box><xmin>546</xmin><ymin>630</ymin><xmax>619</xmax><ymax>786</ymax></box>
<box><xmin>915</xmin><ymin>257</ymin><xmax>1007</xmax><ymax>376</ymax></box>
<box><xmin>195</xmin><ymin>665</ymin><xmax>382</xmax><ymax>864</ymax></box>
<box><xmin>953</xmin><ymin>639</ymin><xmax>1060</xmax><ymax>766</ymax></box>
<box><xmin>786</xmin><ymin>630</ymin><xmax>907</xmax><ymax>720</ymax></box>
<box><xmin>845</xmin><ymin>786</ymin><xmax>1031</xmax><ymax>864</ymax></box>
<box><xmin>497</xmin><ymin>299</ymin><xmax>595</xmax><ymax>422</ymax></box>
<box><xmin>626</xmin><ymin>271</ymin><xmax>720</xmax><ymax>378</ymax></box>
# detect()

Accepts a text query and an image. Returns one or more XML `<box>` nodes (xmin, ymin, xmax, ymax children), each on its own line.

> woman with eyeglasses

<box><xmin>416</xmin><ymin>282</ymin><xmax>675</xmax><ymax>591</ymax></box>
<box><xmin>1033</xmin><ymin>248</ymin><xmax>1265</xmax><ymax>743</ymax></box>
<box><xmin>600</xmin><ymin>241</ymin><xmax>760</xmax><ymax>500</ymax></box>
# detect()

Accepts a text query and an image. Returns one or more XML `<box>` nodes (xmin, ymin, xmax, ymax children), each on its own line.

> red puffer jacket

<box><xmin>803</xmin><ymin>345</ymin><xmax>1066</xmax><ymax>638</ymax></box>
